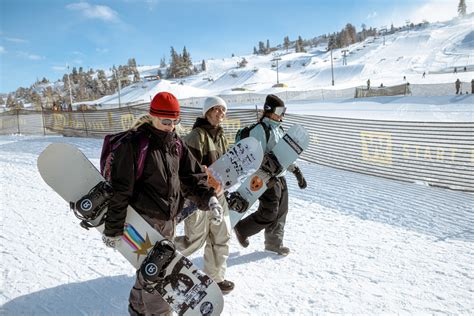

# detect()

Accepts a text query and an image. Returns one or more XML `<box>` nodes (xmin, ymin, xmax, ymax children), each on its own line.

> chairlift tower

<box><xmin>66</xmin><ymin>64</ymin><xmax>73</xmax><ymax>108</ymax></box>
<box><xmin>271</xmin><ymin>55</ymin><xmax>282</xmax><ymax>84</ymax></box>
<box><xmin>341</xmin><ymin>50</ymin><xmax>349</xmax><ymax>66</ymax></box>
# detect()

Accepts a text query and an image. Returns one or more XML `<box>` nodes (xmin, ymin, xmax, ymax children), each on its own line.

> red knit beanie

<box><xmin>149</xmin><ymin>92</ymin><xmax>180</xmax><ymax>118</ymax></box>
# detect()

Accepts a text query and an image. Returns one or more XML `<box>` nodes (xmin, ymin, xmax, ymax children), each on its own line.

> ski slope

<box><xmin>66</xmin><ymin>16</ymin><xmax>474</xmax><ymax>108</ymax></box>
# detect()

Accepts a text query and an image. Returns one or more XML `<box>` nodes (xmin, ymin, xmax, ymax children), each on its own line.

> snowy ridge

<box><xmin>81</xmin><ymin>16</ymin><xmax>473</xmax><ymax>107</ymax></box>
<box><xmin>1</xmin><ymin>135</ymin><xmax>472</xmax><ymax>315</ymax></box>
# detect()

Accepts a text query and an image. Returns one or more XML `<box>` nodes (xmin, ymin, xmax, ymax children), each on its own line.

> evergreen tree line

<box><xmin>2</xmin><ymin>46</ymin><xmax>202</xmax><ymax>110</ymax></box>
<box><xmin>2</xmin><ymin>58</ymin><xmax>141</xmax><ymax>110</ymax></box>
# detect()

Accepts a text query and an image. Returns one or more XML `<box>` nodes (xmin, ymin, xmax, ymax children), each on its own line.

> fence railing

<box><xmin>1</xmin><ymin>101</ymin><xmax>473</xmax><ymax>192</ymax></box>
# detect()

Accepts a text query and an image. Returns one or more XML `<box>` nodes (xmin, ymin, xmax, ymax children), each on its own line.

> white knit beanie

<box><xmin>202</xmin><ymin>96</ymin><xmax>227</xmax><ymax>117</ymax></box>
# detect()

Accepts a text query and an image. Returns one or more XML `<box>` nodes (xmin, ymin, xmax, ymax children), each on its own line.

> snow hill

<box><xmin>91</xmin><ymin>16</ymin><xmax>473</xmax><ymax>106</ymax></box>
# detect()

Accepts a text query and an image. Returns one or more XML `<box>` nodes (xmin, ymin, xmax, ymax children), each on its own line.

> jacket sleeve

<box><xmin>104</xmin><ymin>141</ymin><xmax>136</xmax><ymax>236</ymax></box>
<box><xmin>179</xmin><ymin>142</ymin><xmax>215</xmax><ymax>210</ymax></box>
<box><xmin>183</xmin><ymin>128</ymin><xmax>205</xmax><ymax>163</ymax></box>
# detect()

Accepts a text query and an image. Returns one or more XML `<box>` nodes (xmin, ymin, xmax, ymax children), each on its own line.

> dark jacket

<box><xmin>184</xmin><ymin>117</ymin><xmax>228</xmax><ymax>166</ymax></box>
<box><xmin>104</xmin><ymin>123</ymin><xmax>215</xmax><ymax>236</ymax></box>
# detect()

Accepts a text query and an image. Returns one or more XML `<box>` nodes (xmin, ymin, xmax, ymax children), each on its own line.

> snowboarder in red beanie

<box><xmin>149</xmin><ymin>92</ymin><xmax>180</xmax><ymax>119</ymax></box>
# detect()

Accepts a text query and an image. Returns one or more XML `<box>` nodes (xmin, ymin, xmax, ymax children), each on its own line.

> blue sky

<box><xmin>0</xmin><ymin>0</ymin><xmax>466</xmax><ymax>93</ymax></box>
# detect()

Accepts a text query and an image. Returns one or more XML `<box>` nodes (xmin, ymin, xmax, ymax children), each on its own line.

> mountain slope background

<box><xmin>1</xmin><ymin>15</ymin><xmax>472</xmax><ymax>110</ymax></box>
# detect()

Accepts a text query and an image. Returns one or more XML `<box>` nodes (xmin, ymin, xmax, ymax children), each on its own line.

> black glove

<box><xmin>292</xmin><ymin>166</ymin><xmax>307</xmax><ymax>189</ymax></box>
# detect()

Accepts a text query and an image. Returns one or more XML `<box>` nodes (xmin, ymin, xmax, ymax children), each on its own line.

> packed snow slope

<box><xmin>1</xmin><ymin>134</ymin><xmax>472</xmax><ymax>315</ymax></box>
<box><xmin>91</xmin><ymin>16</ymin><xmax>473</xmax><ymax>106</ymax></box>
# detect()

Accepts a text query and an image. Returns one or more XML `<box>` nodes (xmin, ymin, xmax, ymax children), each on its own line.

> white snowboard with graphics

<box><xmin>177</xmin><ymin>137</ymin><xmax>264</xmax><ymax>223</ymax></box>
<box><xmin>228</xmin><ymin>124</ymin><xmax>310</xmax><ymax>227</ymax></box>
<box><xmin>37</xmin><ymin>143</ymin><xmax>224</xmax><ymax>316</ymax></box>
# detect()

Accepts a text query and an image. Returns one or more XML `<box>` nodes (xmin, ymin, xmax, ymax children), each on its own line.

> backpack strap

<box><xmin>135</xmin><ymin>132</ymin><xmax>149</xmax><ymax>180</ymax></box>
<box><xmin>259</xmin><ymin>122</ymin><xmax>271</xmax><ymax>143</ymax></box>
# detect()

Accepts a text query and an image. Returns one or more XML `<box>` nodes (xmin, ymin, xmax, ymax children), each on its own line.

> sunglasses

<box><xmin>157</xmin><ymin>117</ymin><xmax>181</xmax><ymax>126</ymax></box>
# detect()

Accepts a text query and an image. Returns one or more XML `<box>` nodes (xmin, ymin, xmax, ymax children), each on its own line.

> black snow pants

<box><xmin>235</xmin><ymin>176</ymin><xmax>289</xmax><ymax>247</ymax></box>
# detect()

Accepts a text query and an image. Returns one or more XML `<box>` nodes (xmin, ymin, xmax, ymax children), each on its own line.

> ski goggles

<box><xmin>272</xmin><ymin>106</ymin><xmax>286</xmax><ymax>117</ymax></box>
<box><xmin>157</xmin><ymin>117</ymin><xmax>181</xmax><ymax>126</ymax></box>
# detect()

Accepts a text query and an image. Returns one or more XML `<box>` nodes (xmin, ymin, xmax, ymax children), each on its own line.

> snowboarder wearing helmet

<box><xmin>233</xmin><ymin>94</ymin><xmax>307</xmax><ymax>256</ymax></box>
<box><xmin>101</xmin><ymin>91</ymin><xmax>223</xmax><ymax>316</ymax></box>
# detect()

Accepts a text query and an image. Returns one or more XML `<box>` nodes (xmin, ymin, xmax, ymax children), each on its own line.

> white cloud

<box><xmin>408</xmin><ymin>1</ymin><xmax>458</xmax><ymax>24</ymax></box>
<box><xmin>0</xmin><ymin>46</ymin><xmax>6</xmax><ymax>54</ymax></box>
<box><xmin>4</xmin><ymin>37</ymin><xmax>28</xmax><ymax>43</ymax></box>
<box><xmin>367</xmin><ymin>11</ymin><xmax>378</xmax><ymax>19</ymax></box>
<box><xmin>66</xmin><ymin>2</ymin><xmax>120</xmax><ymax>22</ymax></box>
<box><xmin>18</xmin><ymin>51</ymin><xmax>44</xmax><ymax>60</ymax></box>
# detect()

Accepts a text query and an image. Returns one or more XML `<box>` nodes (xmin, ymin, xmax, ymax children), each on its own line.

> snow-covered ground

<box><xmin>1</xmin><ymin>99</ymin><xmax>473</xmax><ymax>314</ymax></box>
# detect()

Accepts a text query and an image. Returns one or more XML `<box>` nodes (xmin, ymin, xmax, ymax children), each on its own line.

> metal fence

<box><xmin>1</xmin><ymin>102</ymin><xmax>473</xmax><ymax>192</ymax></box>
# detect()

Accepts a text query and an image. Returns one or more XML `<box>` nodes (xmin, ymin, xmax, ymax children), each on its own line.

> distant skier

<box><xmin>367</xmin><ymin>79</ymin><xmax>370</xmax><ymax>89</ymax></box>
<box><xmin>422</xmin><ymin>72</ymin><xmax>426</xmax><ymax>78</ymax></box>
<box><xmin>455</xmin><ymin>79</ymin><xmax>461</xmax><ymax>94</ymax></box>
<box><xmin>454</xmin><ymin>67</ymin><xmax>458</xmax><ymax>74</ymax></box>
<box><xmin>403</xmin><ymin>76</ymin><xmax>406</xmax><ymax>81</ymax></box>
<box><xmin>471</xmin><ymin>79</ymin><xmax>474</xmax><ymax>94</ymax></box>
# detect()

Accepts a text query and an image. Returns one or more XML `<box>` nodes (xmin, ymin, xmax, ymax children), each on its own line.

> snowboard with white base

<box><xmin>37</xmin><ymin>143</ymin><xmax>224</xmax><ymax>316</ymax></box>
<box><xmin>177</xmin><ymin>137</ymin><xmax>264</xmax><ymax>223</ymax></box>
<box><xmin>228</xmin><ymin>124</ymin><xmax>310</xmax><ymax>227</ymax></box>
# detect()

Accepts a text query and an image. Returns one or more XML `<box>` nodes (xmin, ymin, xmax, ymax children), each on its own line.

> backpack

<box><xmin>100</xmin><ymin>129</ymin><xmax>184</xmax><ymax>182</ymax></box>
<box><xmin>100</xmin><ymin>130</ymin><xmax>150</xmax><ymax>182</ymax></box>
<box><xmin>235</xmin><ymin>122</ymin><xmax>270</xmax><ymax>143</ymax></box>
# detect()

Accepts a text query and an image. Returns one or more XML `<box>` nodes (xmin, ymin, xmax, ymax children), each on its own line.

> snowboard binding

<box><xmin>70</xmin><ymin>181</ymin><xmax>114</xmax><ymax>229</ymax></box>
<box><xmin>227</xmin><ymin>191</ymin><xmax>249</xmax><ymax>213</ymax></box>
<box><xmin>140</xmin><ymin>239</ymin><xmax>176</xmax><ymax>292</ymax></box>
<box><xmin>261</xmin><ymin>152</ymin><xmax>284</xmax><ymax>176</ymax></box>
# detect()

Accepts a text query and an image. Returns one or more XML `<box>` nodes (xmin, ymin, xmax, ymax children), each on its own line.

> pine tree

<box><xmin>253</xmin><ymin>46</ymin><xmax>258</xmax><ymax>55</ymax></box>
<box><xmin>0</xmin><ymin>96</ymin><xmax>4</xmax><ymax>105</ymax></box>
<box><xmin>6</xmin><ymin>94</ymin><xmax>17</xmax><ymax>108</ymax></box>
<box><xmin>458</xmin><ymin>0</ymin><xmax>466</xmax><ymax>16</ymax></box>
<box><xmin>266</xmin><ymin>39</ymin><xmax>270</xmax><ymax>54</ymax></box>
<box><xmin>160</xmin><ymin>57</ymin><xmax>166</xmax><ymax>68</ymax></box>
<box><xmin>258</xmin><ymin>41</ymin><xmax>265</xmax><ymax>54</ymax></box>
<box><xmin>30</xmin><ymin>91</ymin><xmax>42</xmax><ymax>110</ymax></box>
<box><xmin>283</xmin><ymin>36</ymin><xmax>290</xmax><ymax>52</ymax></box>
<box><xmin>297</xmin><ymin>36</ymin><xmax>305</xmax><ymax>53</ymax></box>
<box><xmin>238</xmin><ymin>57</ymin><xmax>248</xmax><ymax>68</ymax></box>
<box><xmin>201</xmin><ymin>59</ymin><xmax>206</xmax><ymax>71</ymax></box>
<box><xmin>167</xmin><ymin>46</ymin><xmax>179</xmax><ymax>78</ymax></box>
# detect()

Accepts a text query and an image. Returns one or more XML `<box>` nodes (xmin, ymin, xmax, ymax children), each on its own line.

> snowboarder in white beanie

<box><xmin>202</xmin><ymin>96</ymin><xmax>227</xmax><ymax>117</ymax></box>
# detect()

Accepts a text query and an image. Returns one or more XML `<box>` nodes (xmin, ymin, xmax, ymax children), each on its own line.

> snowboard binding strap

<box><xmin>227</xmin><ymin>191</ymin><xmax>249</xmax><ymax>213</ymax></box>
<box><xmin>261</xmin><ymin>152</ymin><xmax>284</xmax><ymax>176</ymax></box>
<box><xmin>140</xmin><ymin>239</ymin><xmax>176</xmax><ymax>292</ymax></box>
<box><xmin>70</xmin><ymin>181</ymin><xmax>114</xmax><ymax>229</ymax></box>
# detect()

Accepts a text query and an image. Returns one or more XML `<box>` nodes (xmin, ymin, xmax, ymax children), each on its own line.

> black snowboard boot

<box><xmin>265</xmin><ymin>244</ymin><xmax>290</xmax><ymax>256</ymax></box>
<box><xmin>234</xmin><ymin>228</ymin><xmax>249</xmax><ymax>248</ymax></box>
<box><xmin>217</xmin><ymin>280</ymin><xmax>235</xmax><ymax>294</ymax></box>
